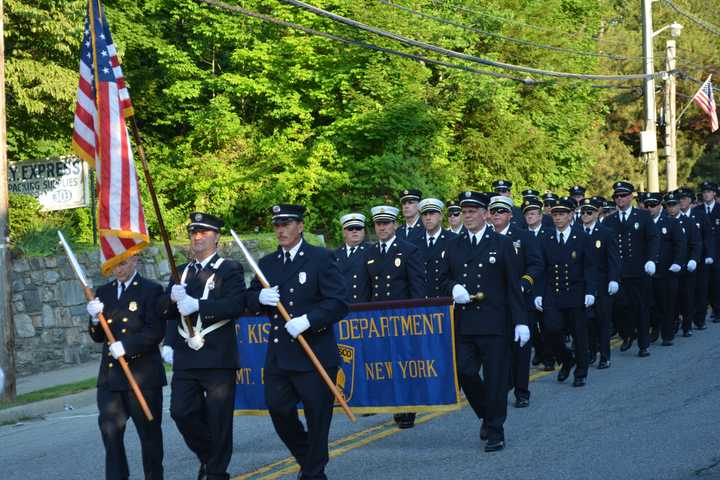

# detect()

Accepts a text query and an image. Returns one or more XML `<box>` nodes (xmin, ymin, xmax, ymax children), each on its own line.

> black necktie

<box><xmin>585</xmin><ymin>227</ymin><xmax>591</xmax><ymax>236</ymax></box>
<box><xmin>428</xmin><ymin>237</ymin><xmax>435</xmax><ymax>248</ymax></box>
<box><xmin>380</xmin><ymin>243</ymin><xmax>387</xmax><ymax>255</ymax></box>
<box><xmin>559</xmin><ymin>232</ymin><xmax>565</xmax><ymax>245</ymax></box>
<box><xmin>621</xmin><ymin>212</ymin><xmax>627</xmax><ymax>224</ymax></box>
<box><xmin>118</xmin><ymin>282</ymin><xmax>126</xmax><ymax>300</ymax></box>
<box><xmin>284</xmin><ymin>251</ymin><xmax>292</xmax><ymax>264</ymax></box>
<box><xmin>707</xmin><ymin>206</ymin><xmax>711</xmax><ymax>215</ymax></box>
<box><xmin>471</xmin><ymin>235</ymin><xmax>477</xmax><ymax>247</ymax></box>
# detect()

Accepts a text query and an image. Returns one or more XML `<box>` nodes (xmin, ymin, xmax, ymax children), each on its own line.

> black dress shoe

<box><xmin>572</xmin><ymin>377</ymin><xmax>586</xmax><ymax>387</ymax></box>
<box><xmin>696</xmin><ymin>324</ymin><xmax>707</xmax><ymax>330</ymax></box>
<box><xmin>638</xmin><ymin>348</ymin><xmax>650</xmax><ymax>357</ymax></box>
<box><xmin>484</xmin><ymin>440</ymin><xmax>505</xmax><ymax>452</ymax></box>
<box><xmin>597</xmin><ymin>359</ymin><xmax>611</xmax><ymax>369</ymax></box>
<box><xmin>480</xmin><ymin>424</ymin><xmax>488</xmax><ymax>441</ymax></box>
<box><xmin>661</xmin><ymin>340</ymin><xmax>674</xmax><ymax>346</ymax></box>
<box><xmin>682</xmin><ymin>330</ymin><xmax>692</xmax><ymax>337</ymax></box>
<box><xmin>588</xmin><ymin>352</ymin><xmax>597</xmax><ymax>365</ymax></box>
<box><xmin>620</xmin><ymin>338</ymin><xmax>633</xmax><ymax>352</ymax></box>
<box><xmin>515</xmin><ymin>398</ymin><xmax>529</xmax><ymax>408</ymax></box>
<box><xmin>557</xmin><ymin>361</ymin><xmax>573</xmax><ymax>382</ymax></box>
<box><xmin>197</xmin><ymin>463</ymin><xmax>207</xmax><ymax>480</ymax></box>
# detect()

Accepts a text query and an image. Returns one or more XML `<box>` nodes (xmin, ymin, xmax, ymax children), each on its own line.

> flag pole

<box><xmin>128</xmin><ymin>118</ymin><xmax>195</xmax><ymax>337</ymax></box>
<box><xmin>676</xmin><ymin>74</ymin><xmax>711</xmax><ymax>125</ymax></box>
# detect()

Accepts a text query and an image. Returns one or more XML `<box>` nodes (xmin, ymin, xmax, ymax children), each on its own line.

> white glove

<box><xmin>177</xmin><ymin>296</ymin><xmax>199</xmax><ymax>316</ymax></box>
<box><xmin>687</xmin><ymin>260</ymin><xmax>697</xmax><ymax>272</ymax></box>
<box><xmin>534</xmin><ymin>296</ymin><xmax>543</xmax><ymax>312</ymax></box>
<box><xmin>109</xmin><ymin>341</ymin><xmax>125</xmax><ymax>359</ymax></box>
<box><xmin>187</xmin><ymin>334</ymin><xmax>205</xmax><ymax>351</ymax></box>
<box><xmin>608</xmin><ymin>281</ymin><xmax>619</xmax><ymax>296</ymax></box>
<box><xmin>584</xmin><ymin>294</ymin><xmax>595</xmax><ymax>308</ymax></box>
<box><xmin>285</xmin><ymin>314</ymin><xmax>311</xmax><ymax>338</ymax></box>
<box><xmin>705</xmin><ymin>257</ymin><xmax>714</xmax><ymax>265</ymax></box>
<box><xmin>161</xmin><ymin>345</ymin><xmax>173</xmax><ymax>365</ymax></box>
<box><xmin>171</xmin><ymin>284</ymin><xmax>187</xmax><ymax>303</ymax></box>
<box><xmin>644</xmin><ymin>261</ymin><xmax>656</xmax><ymax>276</ymax></box>
<box><xmin>86</xmin><ymin>298</ymin><xmax>104</xmax><ymax>324</ymax></box>
<box><xmin>669</xmin><ymin>264</ymin><xmax>681</xmax><ymax>273</ymax></box>
<box><xmin>452</xmin><ymin>284</ymin><xmax>471</xmax><ymax>304</ymax></box>
<box><xmin>514</xmin><ymin>325</ymin><xmax>530</xmax><ymax>347</ymax></box>
<box><xmin>259</xmin><ymin>286</ymin><xmax>280</xmax><ymax>306</ymax></box>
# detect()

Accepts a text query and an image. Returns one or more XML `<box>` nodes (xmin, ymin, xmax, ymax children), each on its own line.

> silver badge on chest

<box><xmin>299</xmin><ymin>272</ymin><xmax>307</xmax><ymax>284</ymax></box>
<box><xmin>634</xmin><ymin>222</ymin><xmax>639</xmax><ymax>230</ymax></box>
<box><xmin>489</xmin><ymin>256</ymin><xmax>496</xmax><ymax>264</ymax></box>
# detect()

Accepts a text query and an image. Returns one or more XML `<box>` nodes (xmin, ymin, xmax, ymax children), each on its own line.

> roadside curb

<box><xmin>0</xmin><ymin>389</ymin><xmax>97</xmax><ymax>426</ymax></box>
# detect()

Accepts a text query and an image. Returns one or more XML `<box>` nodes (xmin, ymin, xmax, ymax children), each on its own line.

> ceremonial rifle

<box><xmin>58</xmin><ymin>231</ymin><xmax>154</xmax><ymax>421</ymax></box>
<box><xmin>230</xmin><ymin>230</ymin><xmax>356</xmax><ymax>422</ymax></box>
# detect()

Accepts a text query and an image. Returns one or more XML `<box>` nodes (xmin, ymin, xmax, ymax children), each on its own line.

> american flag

<box><xmin>72</xmin><ymin>0</ymin><xmax>149</xmax><ymax>275</ymax></box>
<box><xmin>692</xmin><ymin>76</ymin><xmax>719</xmax><ymax>133</ymax></box>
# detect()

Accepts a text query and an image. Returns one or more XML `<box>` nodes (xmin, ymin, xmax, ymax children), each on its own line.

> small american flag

<box><xmin>72</xmin><ymin>0</ymin><xmax>148</xmax><ymax>275</ymax></box>
<box><xmin>692</xmin><ymin>76</ymin><xmax>719</xmax><ymax>133</ymax></box>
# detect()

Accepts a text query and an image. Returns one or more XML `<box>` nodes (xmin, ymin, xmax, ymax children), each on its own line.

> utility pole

<box><xmin>664</xmin><ymin>38</ymin><xmax>678</xmax><ymax>191</ymax></box>
<box><xmin>641</xmin><ymin>0</ymin><xmax>659</xmax><ymax>192</ymax></box>
<box><xmin>0</xmin><ymin>0</ymin><xmax>16</xmax><ymax>401</ymax></box>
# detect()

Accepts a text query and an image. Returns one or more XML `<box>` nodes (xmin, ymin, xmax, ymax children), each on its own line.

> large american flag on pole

<box><xmin>72</xmin><ymin>0</ymin><xmax>149</xmax><ymax>275</ymax></box>
<box><xmin>692</xmin><ymin>75</ymin><xmax>719</xmax><ymax>133</ymax></box>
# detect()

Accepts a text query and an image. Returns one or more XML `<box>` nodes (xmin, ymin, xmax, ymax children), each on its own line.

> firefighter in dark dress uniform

<box><xmin>541</xmin><ymin>192</ymin><xmax>558</xmax><ymax>228</ymax></box>
<box><xmin>334</xmin><ymin>213</ymin><xmax>371</xmax><ymax>304</ymax></box>
<box><xmin>447</xmin><ymin>200</ymin><xmax>467</xmax><ymax>235</ymax></box>
<box><xmin>692</xmin><ymin>181</ymin><xmax>720</xmax><ymax>324</ymax></box>
<box><xmin>569</xmin><ymin>185</ymin><xmax>586</xmax><ymax>225</ymax></box>
<box><xmin>365</xmin><ymin>204</ymin><xmax>425</xmax><ymax>428</ymax></box>
<box><xmin>86</xmin><ymin>255</ymin><xmax>166</xmax><ymax>480</ymax></box>
<box><xmin>446</xmin><ymin>191</ymin><xmax>529</xmax><ymax>452</ymax></box>
<box><xmin>398</xmin><ymin>189</ymin><xmax>424</xmax><ymax>241</ymax></box>
<box><xmin>246</xmin><ymin>204</ymin><xmax>348</xmax><ymax>480</ymax></box>
<box><xmin>413</xmin><ymin>198</ymin><xmax>457</xmax><ymax>298</ymax></box>
<box><xmin>163</xmin><ymin>213</ymin><xmax>247</xmax><ymax>480</ymax></box>
<box><xmin>534</xmin><ymin>197</ymin><xmax>598</xmax><ymax>387</ymax></box>
<box><xmin>493</xmin><ymin>180</ymin><xmax>525</xmax><ymax>228</ymax></box>
<box><xmin>488</xmin><ymin>195</ymin><xmax>543</xmax><ymax>407</ymax></box>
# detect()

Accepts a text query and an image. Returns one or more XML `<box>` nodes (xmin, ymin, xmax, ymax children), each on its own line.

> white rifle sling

<box><xmin>178</xmin><ymin>257</ymin><xmax>230</xmax><ymax>344</ymax></box>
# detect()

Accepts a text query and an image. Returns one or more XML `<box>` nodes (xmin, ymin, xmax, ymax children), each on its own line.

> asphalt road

<box><xmin>2</xmin><ymin>325</ymin><xmax>719</xmax><ymax>480</ymax></box>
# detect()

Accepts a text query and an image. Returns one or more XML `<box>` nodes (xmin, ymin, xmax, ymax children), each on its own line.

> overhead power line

<box><xmin>378</xmin><ymin>0</ymin><xmax>644</xmax><ymax>61</ymax></box>
<box><xmin>279</xmin><ymin>0</ymin><xmax>672</xmax><ymax>81</ymax></box>
<box><xmin>659</xmin><ymin>0</ymin><xmax>720</xmax><ymax>36</ymax></box>
<box><xmin>195</xmin><ymin>0</ymin><xmax>544</xmax><ymax>83</ymax></box>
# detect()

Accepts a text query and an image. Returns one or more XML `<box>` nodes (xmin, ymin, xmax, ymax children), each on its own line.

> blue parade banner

<box><xmin>233</xmin><ymin>298</ymin><xmax>461</xmax><ymax>415</ymax></box>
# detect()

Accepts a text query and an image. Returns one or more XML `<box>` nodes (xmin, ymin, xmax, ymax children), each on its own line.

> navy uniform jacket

<box><xmin>510</xmin><ymin>206</ymin><xmax>527</xmax><ymax>229</ymax></box>
<box><xmin>398</xmin><ymin>217</ymin><xmax>425</xmax><ymax>242</ymax></box>
<box><xmin>445</xmin><ymin>229</ymin><xmax>527</xmax><ymax>336</ymax></box>
<box><xmin>693</xmin><ymin>203</ymin><xmax>720</xmax><ymax>258</ymax></box>
<box><xmin>583</xmin><ymin>223</ymin><xmax>621</xmax><ymax>288</ymax></box>
<box><xmin>683</xmin><ymin>209</ymin><xmax>715</xmax><ymax>262</ymax></box>
<box><xmin>247</xmin><ymin>241</ymin><xmax>348</xmax><ymax>371</ymax></box>
<box><xmin>542</xmin><ymin>214</ymin><xmax>554</xmax><ymax>229</ymax></box>
<box><xmin>538</xmin><ymin>229</ymin><xmax>598</xmax><ymax>310</ymax></box>
<box><xmin>412</xmin><ymin>229</ymin><xmax>457</xmax><ymax>298</ymax></box>
<box><xmin>503</xmin><ymin>226</ymin><xmax>544</xmax><ymax>305</ymax></box>
<box><xmin>89</xmin><ymin>274</ymin><xmax>166</xmax><ymax>391</ymax></box>
<box><xmin>448</xmin><ymin>225</ymin><xmax>468</xmax><ymax>236</ymax></box>
<box><xmin>365</xmin><ymin>238</ymin><xmax>425</xmax><ymax>301</ymax></box>
<box><xmin>164</xmin><ymin>253</ymin><xmax>246</xmax><ymax>370</ymax></box>
<box><xmin>603</xmin><ymin>208</ymin><xmax>660</xmax><ymax>278</ymax></box>
<box><xmin>676</xmin><ymin>214</ymin><xmax>702</xmax><ymax>272</ymax></box>
<box><xmin>333</xmin><ymin>242</ymin><xmax>372</xmax><ymax>303</ymax></box>
<box><xmin>653</xmin><ymin>213</ymin><xmax>687</xmax><ymax>278</ymax></box>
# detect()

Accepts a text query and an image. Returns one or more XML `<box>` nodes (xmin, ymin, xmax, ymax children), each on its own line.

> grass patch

<box><xmin>0</xmin><ymin>377</ymin><xmax>97</xmax><ymax>411</ymax></box>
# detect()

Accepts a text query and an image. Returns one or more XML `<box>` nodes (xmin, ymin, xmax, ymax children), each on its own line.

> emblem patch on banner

<box><xmin>335</xmin><ymin>344</ymin><xmax>356</xmax><ymax>403</ymax></box>
<box><xmin>299</xmin><ymin>272</ymin><xmax>306</xmax><ymax>284</ymax></box>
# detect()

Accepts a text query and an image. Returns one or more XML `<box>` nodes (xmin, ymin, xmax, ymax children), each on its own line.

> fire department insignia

<box><xmin>634</xmin><ymin>222</ymin><xmax>639</xmax><ymax>230</ymax></box>
<box><xmin>299</xmin><ymin>272</ymin><xmax>307</xmax><ymax>284</ymax></box>
<box><xmin>335</xmin><ymin>344</ymin><xmax>356</xmax><ymax>403</ymax></box>
<box><xmin>128</xmin><ymin>301</ymin><xmax>138</xmax><ymax>312</ymax></box>
<box><xmin>596</xmin><ymin>240</ymin><xmax>602</xmax><ymax>249</ymax></box>
<box><xmin>394</xmin><ymin>258</ymin><xmax>401</xmax><ymax>267</ymax></box>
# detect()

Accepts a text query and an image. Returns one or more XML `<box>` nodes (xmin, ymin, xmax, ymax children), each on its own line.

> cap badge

<box><xmin>499</xmin><ymin>180</ymin><xmax>505</xmax><ymax>186</ymax></box>
<box><xmin>403</xmin><ymin>190</ymin><xmax>409</xmax><ymax>195</ymax></box>
<box><xmin>194</xmin><ymin>213</ymin><xmax>202</xmax><ymax>221</ymax></box>
<box><xmin>465</xmin><ymin>191</ymin><xmax>471</xmax><ymax>197</ymax></box>
<box><xmin>272</xmin><ymin>205</ymin><xmax>281</xmax><ymax>213</ymax></box>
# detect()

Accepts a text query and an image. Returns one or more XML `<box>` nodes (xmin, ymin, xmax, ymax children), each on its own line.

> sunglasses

<box><xmin>345</xmin><ymin>226</ymin><xmax>364</xmax><ymax>231</ymax></box>
<box><xmin>613</xmin><ymin>192</ymin><xmax>631</xmax><ymax>199</ymax></box>
<box><xmin>581</xmin><ymin>210</ymin><xmax>595</xmax><ymax>215</ymax></box>
<box><xmin>490</xmin><ymin>209</ymin><xmax>510</xmax><ymax>215</ymax></box>
<box><xmin>449</xmin><ymin>212</ymin><xmax>461</xmax><ymax>217</ymax></box>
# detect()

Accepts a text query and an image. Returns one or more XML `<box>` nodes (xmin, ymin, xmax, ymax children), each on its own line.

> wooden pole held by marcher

<box><xmin>57</xmin><ymin>232</ymin><xmax>154</xmax><ymax>421</ymax></box>
<box><xmin>230</xmin><ymin>230</ymin><xmax>356</xmax><ymax>423</ymax></box>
